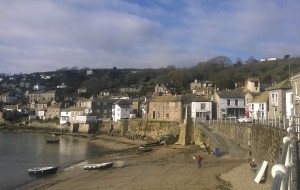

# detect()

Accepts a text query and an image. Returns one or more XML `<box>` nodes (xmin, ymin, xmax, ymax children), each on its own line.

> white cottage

<box><xmin>191</xmin><ymin>96</ymin><xmax>212</xmax><ymax>121</ymax></box>
<box><xmin>112</xmin><ymin>100</ymin><xmax>131</xmax><ymax>122</ymax></box>
<box><xmin>248</xmin><ymin>91</ymin><xmax>269</xmax><ymax>120</ymax></box>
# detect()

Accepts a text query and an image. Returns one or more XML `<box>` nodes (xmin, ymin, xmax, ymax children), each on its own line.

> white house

<box><xmin>112</xmin><ymin>100</ymin><xmax>131</xmax><ymax>122</ymax></box>
<box><xmin>191</xmin><ymin>96</ymin><xmax>212</xmax><ymax>121</ymax></box>
<box><xmin>60</xmin><ymin>110</ymin><xmax>71</xmax><ymax>124</ymax></box>
<box><xmin>248</xmin><ymin>91</ymin><xmax>269</xmax><ymax>120</ymax></box>
<box><xmin>60</xmin><ymin>106</ymin><xmax>86</xmax><ymax>124</ymax></box>
<box><xmin>213</xmin><ymin>90</ymin><xmax>245</xmax><ymax>119</ymax></box>
<box><xmin>286</xmin><ymin>90</ymin><xmax>293</xmax><ymax>122</ymax></box>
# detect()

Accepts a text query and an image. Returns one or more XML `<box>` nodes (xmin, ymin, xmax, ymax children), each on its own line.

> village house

<box><xmin>190</xmin><ymin>79</ymin><xmax>214</xmax><ymax>97</ymax></box>
<box><xmin>45</xmin><ymin>101</ymin><xmax>74</xmax><ymax>120</ymax></box>
<box><xmin>286</xmin><ymin>90</ymin><xmax>293</xmax><ymax>123</ymax></box>
<box><xmin>243</xmin><ymin>77</ymin><xmax>263</xmax><ymax>116</ymax></box>
<box><xmin>0</xmin><ymin>92</ymin><xmax>18</xmax><ymax>104</ymax></box>
<box><xmin>290</xmin><ymin>72</ymin><xmax>300</xmax><ymax>117</ymax></box>
<box><xmin>248</xmin><ymin>91</ymin><xmax>269</xmax><ymax>120</ymax></box>
<box><xmin>76</xmin><ymin>97</ymin><xmax>93</xmax><ymax>110</ymax></box>
<box><xmin>267</xmin><ymin>79</ymin><xmax>292</xmax><ymax>120</ymax></box>
<box><xmin>147</xmin><ymin>95</ymin><xmax>182</xmax><ymax>122</ymax></box>
<box><xmin>191</xmin><ymin>96</ymin><xmax>213</xmax><ymax>121</ymax></box>
<box><xmin>91</xmin><ymin>98</ymin><xmax>118</xmax><ymax>120</ymax></box>
<box><xmin>60</xmin><ymin>106</ymin><xmax>87</xmax><ymax>124</ymax></box>
<box><xmin>35</xmin><ymin>99</ymin><xmax>56</xmax><ymax>120</ymax></box>
<box><xmin>28</xmin><ymin>90</ymin><xmax>61</xmax><ymax>104</ymax></box>
<box><xmin>130</xmin><ymin>98</ymin><xmax>144</xmax><ymax>118</ymax></box>
<box><xmin>112</xmin><ymin>99</ymin><xmax>131</xmax><ymax>122</ymax></box>
<box><xmin>212</xmin><ymin>90</ymin><xmax>245</xmax><ymax>119</ymax></box>
<box><xmin>154</xmin><ymin>84</ymin><xmax>172</xmax><ymax>96</ymax></box>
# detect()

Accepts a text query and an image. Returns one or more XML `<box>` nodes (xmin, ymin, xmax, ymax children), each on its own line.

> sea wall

<box><xmin>99</xmin><ymin>119</ymin><xmax>181</xmax><ymax>141</ymax></box>
<box><xmin>209</xmin><ymin>123</ymin><xmax>287</xmax><ymax>164</ymax></box>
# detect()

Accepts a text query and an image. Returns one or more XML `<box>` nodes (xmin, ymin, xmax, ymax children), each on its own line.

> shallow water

<box><xmin>0</xmin><ymin>131</ymin><xmax>101</xmax><ymax>190</ymax></box>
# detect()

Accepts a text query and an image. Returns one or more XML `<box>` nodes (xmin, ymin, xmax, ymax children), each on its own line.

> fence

<box><xmin>203</xmin><ymin>117</ymin><xmax>300</xmax><ymax>140</ymax></box>
<box><xmin>271</xmin><ymin>126</ymin><xmax>297</xmax><ymax>190</ymax></box>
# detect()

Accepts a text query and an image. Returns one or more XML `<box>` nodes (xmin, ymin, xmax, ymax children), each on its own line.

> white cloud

<box><xmin>0</xmin><ymin>0</ymin><xmax>300</xmax><ymax>73</ymax></box>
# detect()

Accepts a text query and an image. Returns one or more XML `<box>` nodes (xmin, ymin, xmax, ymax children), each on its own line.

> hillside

<box><xmin>2</xmin><ymin>57</ymin><xmax>300</xmax><ymax>98</ymax></box>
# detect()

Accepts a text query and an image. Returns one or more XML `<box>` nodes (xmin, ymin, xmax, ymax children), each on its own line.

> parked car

<box><xmin>238</xmin><ymin>116</ymin><xmax>253</xmax><ymax>123</ymax></box>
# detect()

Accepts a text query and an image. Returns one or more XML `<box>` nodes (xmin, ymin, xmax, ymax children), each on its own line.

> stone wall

<box><xmin>209</xmin><ymin>123</ymin><xmax>287</xmax><ymax>165</ymax></box>
<box><xmin>99</xmin><ymin>119</ymin><xmax>181</xmax><ymax>141</ymax></box>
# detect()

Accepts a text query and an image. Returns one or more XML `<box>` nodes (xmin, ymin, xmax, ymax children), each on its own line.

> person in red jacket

<box><xmin>197</xmin><ymin>154</ymin><xmax>203</xmax><ymax>168</ymax></box>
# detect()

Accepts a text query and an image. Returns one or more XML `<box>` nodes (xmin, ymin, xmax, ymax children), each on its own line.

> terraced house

<box><xmin>147</xmin><ymin>95</ymin><xmax>182</xmax><ymax>122</ymax></box>
<box><xmin>267</xmin><ymin>79</ymin><xmax>292</xmax><ymax>120</ymax></box>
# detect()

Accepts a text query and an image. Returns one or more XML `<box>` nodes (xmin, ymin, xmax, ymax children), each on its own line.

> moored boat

<box><xmin>28</xmin><ymin>166</ymin><xmax>59</xmax><ymax>176</ymax></box>
<box><xmin>84</xmin><ymin>162</ymin><xmax>114</xmax><ymax>170</ymax></box>
<box><xmin>46</xmin><ymin>139</ymin><xmax>60</xmax><ymax>144</ymax></box>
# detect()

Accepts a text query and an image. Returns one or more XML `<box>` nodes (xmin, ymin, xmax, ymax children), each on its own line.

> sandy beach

<box><xmin>19</xmin><ymin>135</ymin><xmax>272</xmax><ymax>190</ymax></box>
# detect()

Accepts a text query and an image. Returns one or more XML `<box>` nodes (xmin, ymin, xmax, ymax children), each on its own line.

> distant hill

<box><xmin>4</xmin><ymin>57</ymin><xmax>300</xmax><ymax>98</ymax></box>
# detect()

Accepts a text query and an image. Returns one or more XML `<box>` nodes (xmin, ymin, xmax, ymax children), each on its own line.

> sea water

<box><xmin>0</xmin><ymin>131</ymin><xmax>101</xmax><ymax>190</ymax></box>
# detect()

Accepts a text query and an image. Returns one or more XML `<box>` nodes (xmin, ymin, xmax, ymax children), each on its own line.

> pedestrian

<box><xmin>197</xmin><ymin>154</ymin><xmax>203</xmax><ymax>168</ymax></box>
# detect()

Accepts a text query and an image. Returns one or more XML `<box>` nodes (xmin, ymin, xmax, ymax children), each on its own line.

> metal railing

<box><xmin>271</xmin><ymin>126</ymin><xmax>295</xmax><ymax>190</ymax></box>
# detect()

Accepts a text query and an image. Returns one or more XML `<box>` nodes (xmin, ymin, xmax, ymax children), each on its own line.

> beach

<box><xmin>19</xmin><ymin>135</ymin><xmax>272</xmax><ymax>190</ymax></box>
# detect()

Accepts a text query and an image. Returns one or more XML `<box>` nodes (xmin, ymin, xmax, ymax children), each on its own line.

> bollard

<box><xmin>214</xmin><ymin>147</ymin><xmax>219</xmax><ymax>157</ymax></box>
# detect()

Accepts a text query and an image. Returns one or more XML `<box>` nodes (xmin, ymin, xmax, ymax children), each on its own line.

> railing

<box><xmin>200</xmin><ymin>117</ymin><xmax>299</xmax><ymax>189</ymax></box>
<box><xmin>271</xmin><ymin>126</ymin><xmax>295</xmax><ymax>190</ymax></box>
<box><xmin>205</xmin><ymin>118</ymin><xmax>300</xmax><ymax>140</ymax></box>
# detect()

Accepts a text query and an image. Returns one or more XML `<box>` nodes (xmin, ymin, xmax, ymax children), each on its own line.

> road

<box><xmin>196</xmin><ymin>122</ymin><xmax>248</xmax><ymax>159</ymax></box>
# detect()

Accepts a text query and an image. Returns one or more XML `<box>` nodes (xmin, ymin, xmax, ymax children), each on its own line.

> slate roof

<box><xmin>250</xmin><ymin>91</ymin><xmax>269</xmax><ymax>103</ymax></box>
<box><xmin>193</xmin><ymin>96</ymin><xmax>210</xmax><ymax>102</ymax></box>
<box><xmin>217</xmin><ymin>90</ymin><xmax>245</xmax><ymax>98</ymax></box>
<box><xmin>150</xmin><ymin>95</ymin><xmax>182</xmax><ymax>102</ymax></box>
<box><xmin>181</xmin><ymin>94</ymin><xmax>197</xmax><ymax>103</ymax></box>
<box><xmin>268</xmin><ymin>79</ymin><xmax>292</xmax><ymax>90</ymax></box>
<box><xmin>114</xmin><ymin>99</ymin><xmax>131</xmax><ymax>108</ymax></box>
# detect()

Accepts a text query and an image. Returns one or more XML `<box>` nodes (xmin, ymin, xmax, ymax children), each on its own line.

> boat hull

<box><xmin>46</xmin><ymin>140</ymin><xmax>60</xmax><ymax>144</ymax></box>
<box><xmin>28</xmin><ymin>166</ymin><xmax>59</xmax><ymax>176</ymax></box>
<box><xmin>84</xmin><ymin>162</ymin><xmax>114</xmax><ymax>170</ymax></box>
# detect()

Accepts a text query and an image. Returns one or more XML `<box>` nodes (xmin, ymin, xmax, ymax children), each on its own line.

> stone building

<box><xmin>147</xmin><ymin>95</ymin><xmax>182</xmax><ymax>122</ymax></box>
<box><xmin>267</xmin><ymin>79</ymin><xmax>292</xmax><ymax>120</ymax></box>
<box><xmin>290</xmin><ymin>72</ymin><xmax>300</xmax><ymax>120</ymax></box>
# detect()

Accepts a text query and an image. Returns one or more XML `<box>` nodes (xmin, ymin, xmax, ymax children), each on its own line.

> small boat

<box><xmin>84</xmin><ymin>162</ymin><xmax>114</xmax><ymax>170</ymax></box>
<box><xmin>46</xmin><ymin>139</ymin><xmax>60</xmax><ymax>144</ymax></box>
<box><xmin>28</xmin><ymin>166</ymin><xmax>59</xmax><ymax>176</ymax></box>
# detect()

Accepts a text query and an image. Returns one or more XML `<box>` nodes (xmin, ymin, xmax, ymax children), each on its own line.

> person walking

<box><xmin>197</xmin><ymin>154</ymin><xmax>203</xmax><ymax>168</ymax></box>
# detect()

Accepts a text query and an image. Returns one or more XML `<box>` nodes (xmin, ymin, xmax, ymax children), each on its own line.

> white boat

<box><xmin>83</xmin><ymin>162</ymin><xmax>114</xmax><ymax>170</ymax></box>
<box><xmin>28</xmin><ymin>166</ymin><xmax>59</xmax><ymax>176</ymax></box>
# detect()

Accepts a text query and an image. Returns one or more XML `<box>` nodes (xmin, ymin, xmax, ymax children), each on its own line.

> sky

<box><xmin>1</xmin><ymin>0</ymin><xmax>300</xmax><ymax>74</ymax></box>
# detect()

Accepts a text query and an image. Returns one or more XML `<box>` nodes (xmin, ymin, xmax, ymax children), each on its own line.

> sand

<box><xmin>19</xmin><ymin>135</ymin><xmax>272</xmax><ymax>190</ymax></box>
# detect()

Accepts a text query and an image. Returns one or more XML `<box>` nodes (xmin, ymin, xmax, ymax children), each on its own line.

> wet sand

<box><xmin>19</xmin><ymin>135</ymin><xmax>272</xmax><ymax>190</ymax></box>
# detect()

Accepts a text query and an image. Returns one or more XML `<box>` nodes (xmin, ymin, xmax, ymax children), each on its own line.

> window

<box><xmin>251</xmin><ymin>104</ymin><xmax>254</xmax><ymax>110</ymax></box>
<box><xmin>166</xmin><ymin>113</ymin><xmax>169</xmax><ymax>118</ymax></box>
<box><xmin>254</xmin><ymin>82</ymin><xmax>258</xmax><ymax>87</ymax></box>
<box><xmin>201</xmin><ymin>103</ymin><xmax>206</xmax><ymax>110</ymax></box>
<box><xmin>259</xmin><ymin>104</ymin><xmax>264</xmax><ymax>110</ymax></box>
<box><xmin>271</xmin><ymin>92</ymin><xmax>278</xmax><ymax>104</ymax></box>
<box><xmin>235</xmin><ymin>99</ymin><xmax>238</xmax><ymax>106</ymax></box>
<box><xmin>227</xmin><ymin>99</ymin><xmax>230</xmax><ymax>106</ymax></box>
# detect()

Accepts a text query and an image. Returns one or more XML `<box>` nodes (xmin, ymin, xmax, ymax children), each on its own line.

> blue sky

<box><xmin>1</xmin><ymin>0</ymin><xmax>300</xmax><ymax>74</ymax></box>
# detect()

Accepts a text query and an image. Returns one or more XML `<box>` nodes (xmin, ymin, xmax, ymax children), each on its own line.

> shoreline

<box><xmin>18</xmin><ymin>134</ymin><xmax>272</xmax><ymax>190</ymax></box>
